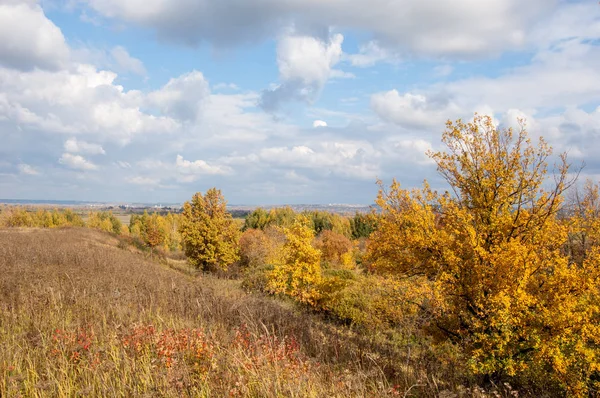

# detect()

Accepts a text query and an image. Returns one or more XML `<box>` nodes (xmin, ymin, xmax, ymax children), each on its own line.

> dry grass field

<box><xmin>0</xmin><ymin>227</ymin><xmax>466</xmax><ymax>397</ymax></box>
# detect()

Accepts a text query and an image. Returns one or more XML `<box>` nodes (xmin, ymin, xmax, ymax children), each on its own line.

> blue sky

<box><xmin>0</xmin><ymin>0</ymin><xmax>599</xmax><ymax>204</ymax></box>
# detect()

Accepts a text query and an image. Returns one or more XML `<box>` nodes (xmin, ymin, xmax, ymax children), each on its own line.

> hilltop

<box><xmin>0</xmin><ymin>227</ymin><xmax>454</xmax><ymax>397</ymax></box>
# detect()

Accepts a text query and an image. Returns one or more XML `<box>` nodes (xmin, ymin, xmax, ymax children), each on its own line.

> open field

<box><xmin>0</xmin><ymin>227</ymin><xmax>477</xmax><ymax>397</ymax></box>
<box><xmin>80</xmin><ymin>212</ymin><xmax>132</xmax><ymax>226</ymax></box>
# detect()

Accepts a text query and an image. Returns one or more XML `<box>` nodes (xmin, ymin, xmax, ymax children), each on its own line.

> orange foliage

<box><xmin>239</xmin><ymin>228</ymin><xmax>272</xmax><ymax>268</ymax></box>
<box><xmin>314</xmin><ymin>230</ymin><xmax>353</xmax><ymax>268</ymax></box>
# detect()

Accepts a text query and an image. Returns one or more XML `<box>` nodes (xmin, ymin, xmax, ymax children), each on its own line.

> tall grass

<box><xmin>0</xmin><ymin>228</ymin><xmax>517</xmax><ymax>397</ymax></box>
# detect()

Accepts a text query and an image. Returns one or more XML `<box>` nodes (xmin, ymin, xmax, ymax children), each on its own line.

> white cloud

<box><xmin>64</xmin><ymin>138</ymin><xmax>106</xmax><ymax>155</ymax></box>
<box><xmin>3</xmin><ymin>0</ymin><xmax>598</xmax><ymax>206</ymax></box>
<box><xmin>200</xmin><ymin>92</ymin><xmax>297</xmax><ymax>144</ymax></box>
<box><xmin>346</xmin><ymin>41</ymin><xmax>399</xmax><ymax>67</ymax></box>
<box><xmin>0</xmin><ymin>64</ymin><xmax>180</xmax><ymax>144</ymax></box>
<box><xmin>371</xmin><ymin>90</ymin><xmax>461</xmax><ymax>130</ymax></box>
<box><xmin>213</xmin><ymin>82</ymin><xmax>239</xmax><ymax>90</ymax></box>
<box><xmin>148</xmin><ymin>70</ymin><xmax>209</xmax><ymax>121</ymax></box>
<box><xmin>283</xmin><ymin>169</ymin><xmax>311</xmax><ymax>184</ymax></box>
<box><xmin>136</xmin><ymin>159</ymin><xmax>168</xmax><ymax>170</ymax></box>
<box><xmin>175</xmin><ymin>154</ymin><xmax>232</xmax><ymax>179</ymax></box>
<box><xmin>529</xmin><ymin>107</ymin><xmax>600</xmax><ymax>163</ymax></box>
<box><xmin>368</xmin><ymin>3</ymin><xmax>600</xmax><ymax>142</ymax></box>
<box><xmin>82</xmin><ymin>0</ymin><xmax>549</xmax><ymax>58</ymax></box>
<box><xmin>127</xmin><ymin>176</ymin><xmax>160</xmax><ymax>186</ymax></box>
<box><xmin>0</xmin><ymin>2</ymin><xmax>69</xmax><ymax>71</ymax></box>
<box><xmin>255</xmin><ymin>141</ymin><xmax>381</xmax><ymax>180</ymax></box>
<box><xmin>370</xmin><ymin>33</ymin><xmax>600</xmax><ymax>133</ymax></box>
<box><xmin>110</xmin><ymin>46</ymin><xmax>146</xmax><ymax>76</ymax></box>
<box><xmin>527</xmin><ymin>2</ymin><xmax>600</xmax><ymax>49</ymax></box>
<box><xmin>313</xmin><ymin>120</ymin><xmax>327</xmax><ymax>128</ymax></box>
<box><xmin>330</xmin><ymin>69</ymin><xmax>355</xmax><ymax>79</ymax></box>
<box><xmin>442</xmin><ymin>39</ymin><xmax>600</xmax><ymax>112</ymax></box>
<box><xmin>18</xmin><ymin>163</ymin><xmax>39</xmax><ymax>175</ymax></box>
<box><xmin>260</xmin><ymin>33</ymin><xmax>345</xmax><ymax>111</ymax></box>
<box><xmin>278</xmin><ymin>33</ymin><xmax>344</xmax><ymax>85</ymax></box>
<box><xmin>392</xmin><ymin>139</ymin><xmax>436</xmax><ymax>165</ymax></box>
<box><xmin>58</xmin><ymin>153</ymin><xmax>98</xmax><ymax>171</ymax></box>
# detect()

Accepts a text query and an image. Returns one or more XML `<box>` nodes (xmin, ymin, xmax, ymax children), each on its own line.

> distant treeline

<box><xmin>0</xmin><ymin>205</ymin><xmax>377</xmax><ymax>250</ymax></box>
<box><xmin>244</xmin><ymin>207</ymin><xmax>377</xmax><ymax>239</ymax></box>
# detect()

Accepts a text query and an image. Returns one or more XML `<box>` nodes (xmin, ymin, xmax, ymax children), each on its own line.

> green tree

<box><xmin>179</xmin><ymin>188</ymin><xmax>241</xmax><ymax>271</ymax></box>
<box><xmin>244</xmin><ymin>207</ymin><xmax>270</xmax><ymax>230</ymax></box>
<box><xmin>350</xmin><ymin>212</ymin><xmax>377</xmax><ymax>239</ymax></box>
<box><xmin>267</xmin><ymin>207</ymin><xmax>296</xmax><ymax>228</ymax></box>
<box><xmin>303</xmin><ymin>211</ymin><xmax>333</xmax><ymax>234</ymax></box>
<box><xmin>63</xmin><ymin>209</ymin><xmax>85</xmax><ymax>227</ymax></box>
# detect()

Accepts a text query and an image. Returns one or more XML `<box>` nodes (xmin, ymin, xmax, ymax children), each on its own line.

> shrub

<box><xmin>239</xmin><ymin>228</ymin><xmax>272</xmax><ymax>268</ymax></box>
<box><xmin>314</xmin><ymin>230</ymin><xmax>354</xmax><ymax>269</ymax></box>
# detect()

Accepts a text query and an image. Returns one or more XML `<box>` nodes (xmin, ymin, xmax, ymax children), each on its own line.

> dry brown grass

<box><xmin>0</xmin><ymin>227</ymin><xmax>507</xmax><ymax>397</ymax></box>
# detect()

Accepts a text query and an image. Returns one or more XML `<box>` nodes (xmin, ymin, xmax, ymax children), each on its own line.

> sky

<box><xmin>0</xmin><ymin>0</ymin><xmax>599</xmax><ymax>205</ymax></box>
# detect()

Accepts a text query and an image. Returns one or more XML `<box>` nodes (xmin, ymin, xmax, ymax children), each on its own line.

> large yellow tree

<box><xmin>367</xmin><ymin>115</ymin><xmax>600</xmax><ymax>395</ymax></box>
<box><xmin>179</xmin><ymin>188</ymin><xmax>240</xmax><ymax>271</ymax></box>
<box><xmin>268</xmin><ymin>216</ymin><xmax>322</xmax><ymax>306</ymax></box>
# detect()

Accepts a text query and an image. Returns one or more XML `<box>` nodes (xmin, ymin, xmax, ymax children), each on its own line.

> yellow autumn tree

<box><xmin>164</xmin><ymin>212</ymin><xmax>182</xmax><ymax>251</ymax></box>
<box><xmin>565</xmin><ymin>180</ymin><xmax>600</xmax><ymax>266</ymax></box>
<box><xmin>3</xmin><ymin>208</ymin><xmax>33</xmax><ymax>227</ymax></box>
<box><xmin>145</xmin><ymin>213</ymin><xmax>167</xmax><ymax>258</ymax></box>
<box><xmin>268</xmin><ymin>216</ymin><xmax>322</xmax><ymax>306</ymax></box>
<box><xmin>314</xmin><ymin>230</ymin><xmax>354</xmax><ymax>269</ymax></box>
<box><xmin>179</xmin><ymin>188</ymin><xmax>240</xmax><ymax>271</ymax></box>
<box><xmin>367</xmin><ymin>115</ymin><xmax>600</xmax><ymax>395</ymax></box>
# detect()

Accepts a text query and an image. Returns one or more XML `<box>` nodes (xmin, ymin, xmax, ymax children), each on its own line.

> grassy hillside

<box><xmin>0</xmin><ymin>227</ymin><xmax>449</xmax><ymax>397</ymax></box>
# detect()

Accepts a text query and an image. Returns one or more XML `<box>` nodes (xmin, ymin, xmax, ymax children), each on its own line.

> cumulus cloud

<box><xmin>18</xmin><ymin>163</ymin><xmax>39</xmax><ymax>175</ymax></box>
<box><xmin>58</xmin><ymin>153</ymin><xmax>98</xmax><ymax>171</ymax></box>
<box><xmin>199</xmin><ymin>92</ymin><xmax>296</xmax><ymax>144</ymax></box>
<box><xmin>81</xmin><ymin>0</ymin><xmax>549</xmax><ymax>58</ymax></box>
<box><xmin>277</xmin><ymin>33</ymin><xmax>344</xmax><ymax>83</ymax></box>
<box><xmin>148</xmin><ymin>71</ymin><xmax>210</xmax><ymax>122</ymax></box>
<box><xmin>371</xmin><ymin>90</ymin><xmax>461</xmax><ymax>130</ymax></box>
<box><xmin>346</xmin><ymin>41</ymin><xmax>399</xmax><ymax>67</ymax></box>
<box><xmin>127</xmin><ymin>176</ymin><xmax>160</xmax><ymax>186</ymax></box>
<box><xmin>534</xmin><ymin>107</ymin><xmax>600</xmax><ymax>163</ymax></box>
<box><xmin>0</xmin><ymin>64</ymin><xmax>180</xmax><ymax>144</ymax></box>
<box><xmin>391</xmin><ymin>139</ymin><xmax>436</xmax><ymax>165</ymax></box>
<box><xmin>313</xmin><ymin>120</ymin><xmax>327</xmax><ymax>128</ymax></box>
<box><xmin>443</xmin><ymin>39</ymin><xmax>600</xmax><ymax>112</ymax></box>
<box><xmin>3</xmin><ymin>0</ymin><xmax>599</xmax><ymax>206</ymax></box>
<box><xmin>64</xmin><ymin>138</ymin><xmax>106</xmax><ymax>155</ymax></box>
<box><xmin>260</xmin><ymin>33</ymin><xmax>345</xmax><ymax>111</ymax></box>
<box><xmin>0</xmin><ymin>1</ymin><xmax>70</xmax><ymax>71</ymax></box>
<box><xmin>253</xmin><ymin>141</ymin><xmax>381</xmax><ymax>180</ymax></box>
<box><xmin>371</xmin><ymin>19</ymin><xmax>600</xmax><ymax>132</ymax></box>
<box><xmin>175</xmin><ymin>154</ymin><xmax>232</xmax><ymax>179</ymax></box>
<box><xmin>110</xmin><ymin>46</ymin><xmax>146</xmax><ymax>76</ymax></box>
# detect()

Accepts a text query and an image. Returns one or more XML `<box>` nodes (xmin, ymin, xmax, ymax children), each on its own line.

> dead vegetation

<box><xmin>0</xmin><ymin>227</ymin><xmax>522</xmax><ymax>397</ymax></box>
